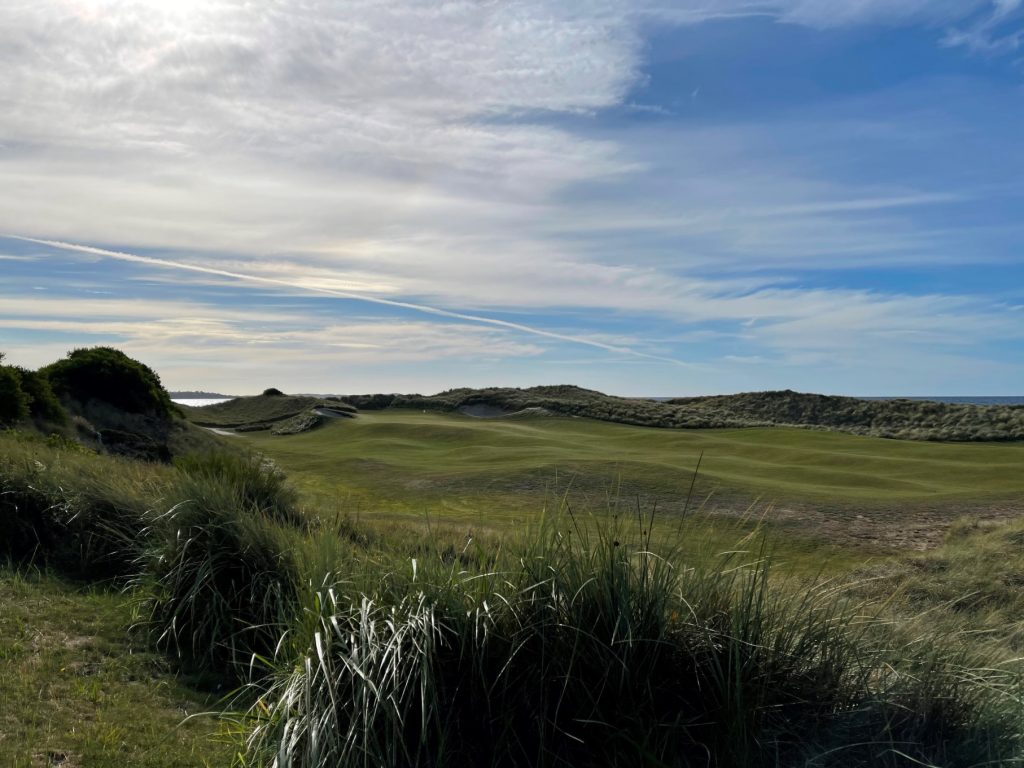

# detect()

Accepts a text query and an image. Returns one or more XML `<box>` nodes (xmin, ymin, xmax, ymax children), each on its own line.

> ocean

<box><xmin>648</xmin><ymin>396</ymin><xmax>1024</xmax><ymax>406</ymax></box>
<box><xmin>172</xmin><ymin>398</ymin><xmax>233</xmax><ymax>407</ymax></box>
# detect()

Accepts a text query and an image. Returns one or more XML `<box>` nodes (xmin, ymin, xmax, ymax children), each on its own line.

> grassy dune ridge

<box><xmin>3</xmin><ymin>428</ymin><xmax>1024</xmax><ymax>766</ymax></box>
<box><xmin>178</xmin><ymin>385</ymin><xmax>1024</xmax><ymax>442</ymax></box>
<box><xmin>338</xmin><ymin>385</ymin><xmax>1024</xmax><ymax>441</ymax></box>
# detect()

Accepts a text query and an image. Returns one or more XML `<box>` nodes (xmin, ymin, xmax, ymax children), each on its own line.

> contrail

<box><xmin>6</xmin><ymin>235</ymin><xmax>682</xmax><ymax>365</ymax></box>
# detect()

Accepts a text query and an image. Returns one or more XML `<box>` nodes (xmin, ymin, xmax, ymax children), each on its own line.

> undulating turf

<box><xmin>239</xmin><ymin>411</ymin><xmax>1024</xmax><ymax>544</ymax></box>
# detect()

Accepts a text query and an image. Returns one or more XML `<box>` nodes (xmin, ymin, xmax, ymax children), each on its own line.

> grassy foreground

<box><xmin>2</xmin><ymin>429</ymin><xmax>1024</xmax><ymax>766</ymax></box>
<box><xmin>0</xmin><ymin>569</ymin><xmax>232</xmax><ymax>767</ymax></box>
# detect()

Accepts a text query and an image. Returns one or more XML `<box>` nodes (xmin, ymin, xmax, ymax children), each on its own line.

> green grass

<box><xmin>3</xmin><ymin>422</ymin><xmax>1024</xmax><ymax>766</ymax></box>
<box><xmin>180</xmin><ymin>394</ymin><xmax>351</xmax><ymax>430</ymax></box>
<box><xmin>340</xmin><ymin>384</ymin><xmax>1024</xmax><ymax>441</ymax></box>
<box><xmin>0</xmin><ymin>568</ymin><xmax>233</xmax><ymax>767</ymax></box>
<box><xmin>239</xmin><ymin>411</ymin><xmax>1024</xmax><ymax>535</ymax></box>
<box><xmin>240</xmin><ymin>515</ymin><xmax>1024</xmax><ymax>768</ymax></box>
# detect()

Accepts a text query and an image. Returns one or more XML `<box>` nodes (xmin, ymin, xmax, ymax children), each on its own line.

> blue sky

<box><xmin>0</xmin><ymin>1</ymin><xmax>1022</xmax><ymax>396</ymax></box>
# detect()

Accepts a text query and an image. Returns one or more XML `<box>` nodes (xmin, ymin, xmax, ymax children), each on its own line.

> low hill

<box><xmin>338</xmin><ymin>385</ymin><xmax>1024</xmax><ymax>442</ymax></box>
<box><xmin>179</xmin><ymin>391</ymin><xmax>357</xmax><ymax>434</ymax></box>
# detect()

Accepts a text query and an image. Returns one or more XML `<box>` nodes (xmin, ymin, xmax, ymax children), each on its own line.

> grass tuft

<box><xmin>241</xmin><ymin>514</ymin><xmax>1023</xmax><ymax>767</ymax></box>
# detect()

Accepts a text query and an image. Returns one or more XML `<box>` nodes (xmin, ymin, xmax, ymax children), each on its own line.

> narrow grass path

<box><xmin>0</xmin><ymin>569</ymin><xmax>233</xmax><ymax>768</ymax></box>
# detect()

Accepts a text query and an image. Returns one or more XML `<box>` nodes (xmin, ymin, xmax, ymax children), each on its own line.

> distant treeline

<box><xmin>341</xmin><ymin>385</ymin><xmax>1024</xmax><ymax>442</ymax></box>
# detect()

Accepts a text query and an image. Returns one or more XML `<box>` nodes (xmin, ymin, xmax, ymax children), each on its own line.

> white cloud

<box><xmin>776</xmin><ymin>0</ymin><xmax>987</xmax><ymax>28</ymax></box>
<box><xmin>942</xmin><ymin>0</ymin><xmax>1024</xmax><ymax>53</ymax></box>
<box><xmin>1</xmin><ymin>1</ymin><xmax>1021</xmax><ymax>395</ymax></box>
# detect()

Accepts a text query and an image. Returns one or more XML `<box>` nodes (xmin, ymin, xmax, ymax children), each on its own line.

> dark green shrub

<box><xmin>42</xmin><ymin>347</ymin><xmax>175</xmax><ymax>417</ymax></box>
<box><xmin>15</xmin><ymin>367</ymin><xmax>67</xmax><ymax>424</ymax></box>
<box><xmin>0</xmin><ymin>366</ymin><xmax>29</xmax><ymax>426</ymax></box>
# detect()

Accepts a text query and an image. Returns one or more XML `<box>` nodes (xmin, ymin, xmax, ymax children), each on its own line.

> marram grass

<box><xmin>237</xmin><ymin>514</ymin><xmax>1024</xmax><ymax>768</ymax></box>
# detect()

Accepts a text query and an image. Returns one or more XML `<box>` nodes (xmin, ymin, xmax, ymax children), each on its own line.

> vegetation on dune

<box><xmin>242</xmin><ymin>520</ymin><xmax>1023</xmax><ymax>767</ymax></box>
<box><xmin>0</xmin><ymin>361</ymin><xmax>30</xmax><ymax>426</ymax></box>
<box><xmin>271</xmin><ymin>410</ymin><xmax>324</xmax><ymax>435</ymax></box>
<box><xmin>182</xmin><ymin>394</ymin><xmax>323</xmax><ymax>428</ymax></box>
<box><xmin>672</xmin><ymin>389</ymin><xmax>1024</xmax><ymax>441</ymax></box>
<box><xmin>14</xmin><ymin>365</ymin><xmax>68</xmax><ymax>425</ymax></box>
<box><xmin>2</xmin><ymin>428</ymin><xmax>1023</xmax><ymax>766</ymax></box>
<box><xmin>339</xmin><ymin>384</ymin><xmax>1024</xmax><ymax>442</ymax></box>
<box><xmin>0</xmin><ymin>346</ymin><xmax>223</xmax><ymax>462</ymax></box>
<box><xmin>856</xmin><ymin>515</ymin><xmax>1024</xmax><ymax>654</ymax></box>
<box><xmin>0</xmin><ymin>432</ymin><xmax>160</xmax><ymax>581</ymax></box>
<box><xmin>42</xmin><ymin>346</ymin><xmax>176</xmax><ymax>418</ymax></box>
<box><xmin>136</xmin><ymin>488</ymin><xmax>301</xmax><ymax>678</ymax></box>
<box><xmin>180</xmin><ymin>392</ymin><xmax>357</xmax><ymax>435</ymax></box>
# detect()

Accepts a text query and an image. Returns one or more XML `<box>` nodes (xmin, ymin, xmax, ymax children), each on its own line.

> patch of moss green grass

<box><xmin>0</xmin><ymin>567</ymin><xmax>234</xmax><ymax>768</ymax></box>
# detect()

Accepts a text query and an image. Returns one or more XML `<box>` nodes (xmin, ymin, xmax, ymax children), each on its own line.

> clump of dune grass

<box><xmin>173</xmin><ymin>450</ymin><xmax>304</xmax><ymax>527</ymax></box>
<box><xmin>239</xmin><ymin>512</ymin><xmax>1023</xmax><ymax>768</ymax></box>
<box><xmin>136</xmin><ymin>451</ymin><xmax>306</xmax><ymax>680</ymax></box>
<box><xmin>0</xmin><ymin>430</ymin><xmax>159</xmax><ymax>580</ymax></box>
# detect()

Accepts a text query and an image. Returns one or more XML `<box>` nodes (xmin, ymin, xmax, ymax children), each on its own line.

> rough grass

<box><xmin>0</xmin><ymin>432</ymin><xmax>167</xmax><ymax>581</ymax></box>
<box><xmin>240</xmin><ymin>515</ymin><xmax>1024</xmax><ymax>768</ymax></box>
<box><xmin>855</xmin><ymin>516</ymin><xmax>1024</xmax><ymax>655</ymax></box>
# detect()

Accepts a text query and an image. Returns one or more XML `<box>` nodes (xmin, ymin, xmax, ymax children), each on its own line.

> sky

<box><xmin>1</xmin><ymin>1</ymin><xmax>1022</xmax><ymax>396</ymax></box>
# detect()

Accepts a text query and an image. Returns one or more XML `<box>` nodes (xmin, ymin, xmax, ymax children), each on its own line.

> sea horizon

<box><xmin>174</xmin><ymin>395</ymin><xmax>1024</xmax><ymax>408</ymax></box>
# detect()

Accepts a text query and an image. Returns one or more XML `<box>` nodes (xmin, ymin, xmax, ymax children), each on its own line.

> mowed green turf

<box><xmin>240</xmin><ymin>410</ymin><xmax>1024</xmax><ymax>527</ymax></box>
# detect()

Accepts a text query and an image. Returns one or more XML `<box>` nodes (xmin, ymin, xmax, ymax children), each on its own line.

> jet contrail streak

<box><xmin>7</xmin><ymin>235</ymin><xmax>682</xmax><ymax>365</ymax></box>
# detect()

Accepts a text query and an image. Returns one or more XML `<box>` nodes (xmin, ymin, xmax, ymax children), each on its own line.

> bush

<box><xmin>0</xmin><ymin>366</ymin><xmax>29</xmax><ymax>426</ymax></box>
<box><xmin>42</xmin><ymin>346</ymin><xmax>175</xmax><ymax>417</ymax></box>
<box><xmin>15</xmin><ymin>367</ymin><xmax>67</xmax><ymax>424</ymax></box>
